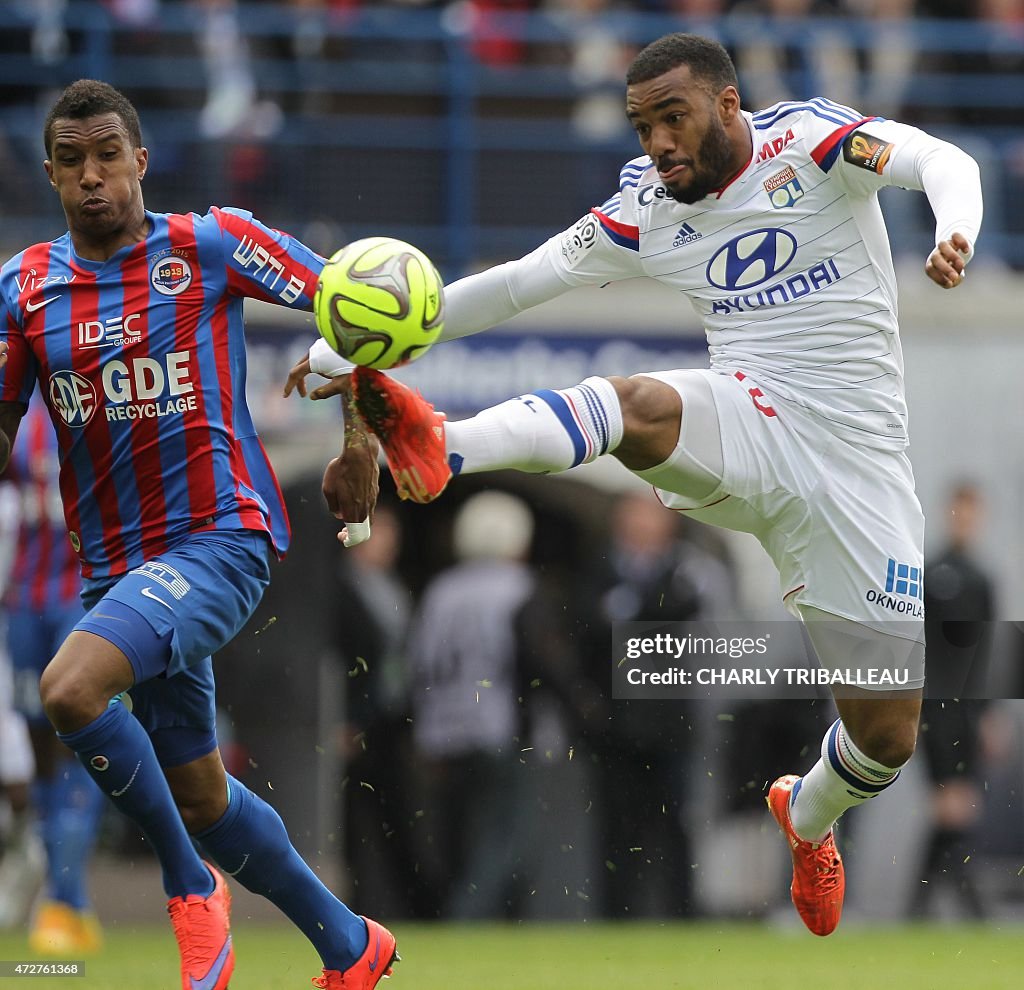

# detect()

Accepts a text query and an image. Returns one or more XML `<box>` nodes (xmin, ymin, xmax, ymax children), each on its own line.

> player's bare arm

<box><xmin>0</xmin><ymin>397</ymin><xmax>27</xmax><ymax>475</ymax></box>
<box><xmin>926</xmin><ymin>232</ymin><xmax>972</xmax><ymax>289</ymax></box>
<box><xmin>321</xmin><ymin>380</ymin><xmax>380</xmax><ymax>546</ymax></box>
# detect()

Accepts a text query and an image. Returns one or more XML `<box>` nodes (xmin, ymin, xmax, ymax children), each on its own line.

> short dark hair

<box><xmin>626</xmin><ymin>34</ymin><xmax>738</xmax><ymax>95</ymax></box>
<box><xmin>44</xmin><ymin>80</ymin><xmax>142</xmax><ymax>157</ymax></box>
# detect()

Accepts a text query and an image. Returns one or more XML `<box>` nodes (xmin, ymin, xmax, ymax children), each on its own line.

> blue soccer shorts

<box><xmin>75</xmin><ymin>530</ymin><xmax>272</xmax><ymax>767</ymax></box>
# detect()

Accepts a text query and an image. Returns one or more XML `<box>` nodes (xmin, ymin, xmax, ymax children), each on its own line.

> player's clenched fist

<box><xmin>925</xmin><ymin>232</ymin><xmax>972</xmax><ymax>289</ymax></box>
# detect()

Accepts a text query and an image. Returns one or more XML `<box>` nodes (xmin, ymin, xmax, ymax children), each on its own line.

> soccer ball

<box><xmin>313</xmin><ymin>237</ymin><xmax>445</xmax><ymax>369</ymax></box>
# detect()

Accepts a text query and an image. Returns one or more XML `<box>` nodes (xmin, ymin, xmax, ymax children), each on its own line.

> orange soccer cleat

<box><xmin>767</xmin><ymin>774</ymin><xmax>845</xmax><ymax>936</ymax></box>
<box><xmin>311</xmin><ymin>917</ymin><xmax>399</xmax><ymax>990</ymax></box>
<box><xmin>351</xmin><ymin>367</ymin><xmax>451</xmax><ymax>503</ymax></box>
<box><xmin>167</xmin><ymin>863</ymin><xmax>234</xmax><ymax>990</ymax></box>
<box><xmin>29</xmin><ymin>901</ymin><xmax>103</xmax><ymax>955</ymax></box>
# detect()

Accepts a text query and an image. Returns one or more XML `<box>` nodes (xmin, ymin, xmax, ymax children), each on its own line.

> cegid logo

<box><xmin>707</xmin><ymin>228</ymin><xmax>798</xmax><ymax>291</ymax></box>
<box><xmin>49</xmin><ymin>371</ymin><xmax>99</xmax><ymax>427</ymax></box>
<box><xmin>637</xmin><ymin>183</ymin><xmax>673</xmax><ymax>207</ymax></box>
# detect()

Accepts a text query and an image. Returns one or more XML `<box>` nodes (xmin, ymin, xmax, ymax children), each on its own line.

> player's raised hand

<box><xmin>322</xmin><ymin>431</ymin><xmax>380</xmax><ymax>548</ymax></box>
<box><xmin>925</xmin><ymin>232</ymin><xmax>971</xmax><ymax>289</ymax></box>
<box><xmin>282</xmin><ymin>350</ymin><xmax>313</xmax><ymax>398</ymax></box>
<box><xmin>282</xmin><ymin>346</ymin><xmax>352</xmax><ymax>401</ymax></box>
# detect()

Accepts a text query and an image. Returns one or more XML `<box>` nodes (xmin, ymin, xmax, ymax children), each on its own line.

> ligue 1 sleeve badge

<box><xmin>151</xmin><ymin>252</ymin><xmax>194</xmax><ymax>296</ymax></box>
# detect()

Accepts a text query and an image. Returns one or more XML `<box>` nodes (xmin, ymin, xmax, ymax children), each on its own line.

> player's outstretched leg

<box><xmin>766</xmin><ymin>773</ymin><xmax>845</xmax><ymax>936</ymax></box>
<box><xmin>352</xmin><ymin>367</ymin><xmax>623</xmax><ymax>502</ymax></box>
<box><xmin>194</xmin><ymin>775</ymin><xmax>397</xmax><ymax>989</ymax></box>
<box><xmin>166</xmin><ymin>862</ymin><xmax>234</xmax><ymax>990</ymax></box>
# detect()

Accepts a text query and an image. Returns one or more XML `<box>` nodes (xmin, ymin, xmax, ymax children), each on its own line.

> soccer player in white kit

<box><xmin>291</xmin><ymin>33</ymin><xmax>982</xmax><ymax>936</ymax></box>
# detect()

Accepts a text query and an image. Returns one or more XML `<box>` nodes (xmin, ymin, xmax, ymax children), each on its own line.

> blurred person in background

<box><xmin>2</xmin><ymin>396</ymin><xmax>105</xmax><ymax>955</ymax></box>
<box><xmin>332</xmin><ymin>502</ymin><xmax>425</xmax><ymax>918</ymax></box>
<box><xmin>730</xmin><ymin>0</ymin><xmax>860</xmax><ymax>111</ymax></box>
<box><xmin>0</xmin><ymin>480</ymin><xmax>47</xmax><ymax>934</ymax></box>
<box><xmin>576</xmin><ymin>489</ymin><xmax>734</xmax><ymax>918</ymax></box>
<box><xmin>910</xmin><ymin>481</ymin><xmax>994</xmax><ymax>919</ymax></box>
<box><xmin>404</xmin><ymin>491</ymin><xmax>538</xmax><ymax>918</ymax></box>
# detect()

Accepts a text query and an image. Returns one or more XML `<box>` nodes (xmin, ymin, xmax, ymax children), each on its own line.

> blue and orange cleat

<box><xmin>351</xmin><ymin>367</ymin><xmax>451</xmax><ymax>503</ymax></box>
<box><xmin>767</xmin><ymin>774</ymin><xmax>845</xmax><ymax>936</ymax></box>
<box><xmin>311</xmin><ymin>917</ymin><xmax>399</xmax><ymax>990</ymax></box>
<box><xmin>167</xmin><ymin>862</ymin><xmax>234</xmax><ymax>990</ymax></box>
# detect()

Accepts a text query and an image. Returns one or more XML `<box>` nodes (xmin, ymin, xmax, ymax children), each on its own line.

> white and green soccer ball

<box><xmin>313</xmin><ymin>236</ymin><xmax>445</xmax><ymax>369</ymax></box>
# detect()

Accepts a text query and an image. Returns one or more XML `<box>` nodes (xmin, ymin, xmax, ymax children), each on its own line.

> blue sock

<box><xmin>196</xmin><ymin>775</ymin><xmax>368</xmax><ymax>971</ymax></box>
<box><xmin>44</xmin><ymin>760</ymin><xmax>105</xmax><ymax>910</ymax></box>
<box><xmin>58</xmin><ymin>702</ymin><xmax>212</xmax><ymax>899</ymax></box>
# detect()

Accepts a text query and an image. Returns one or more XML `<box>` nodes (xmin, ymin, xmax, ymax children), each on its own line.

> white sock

<box><xmin>445</xmin><ymin>377</ymin><xmax>624</xmax><ymax>475</ymax></box>
<box><xmin>789</xmin><ymin>718</ymin><xmax>903</xmax><ymax>842</ymax></box>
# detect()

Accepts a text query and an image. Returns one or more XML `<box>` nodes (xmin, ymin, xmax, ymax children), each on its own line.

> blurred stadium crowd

<box><xmin>2</xmin><ymin>0</ymin><xmax>1024</xmax><ymax>934</ymax></box>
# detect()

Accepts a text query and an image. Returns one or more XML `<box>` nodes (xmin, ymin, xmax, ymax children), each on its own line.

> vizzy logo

<box><xmin>15</xmin><ymin>270</ymin><xmax>76</xmax><ymax>294</ymax></box>
<box><xmin>706</xmin><ymin>228</ymin><xmax>798</xmax><ymax>292</ymax></box>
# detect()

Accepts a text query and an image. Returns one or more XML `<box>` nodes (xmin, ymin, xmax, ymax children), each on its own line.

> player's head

<box><xmin>453</xmin><ymin>491</ymin><xmax>534</xmax><ymax>562</ymax></box>
<box><xmin>626</xmin><ymin>34</ymin><xmax>745</xmax><ymax>204</ymax></box>
<box><xmin>43</xmin><ymin>80</ymin><xmax>148</xmax><ymax>245</ymax></box>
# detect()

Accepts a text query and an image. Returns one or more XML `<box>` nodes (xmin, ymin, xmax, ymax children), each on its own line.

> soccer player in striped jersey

<box><xmin>4</xmin><ymin>395</ymin><xmax>106</xmax><ymax>955</ymax></box>
<box><xmin>294</xmin><ymin>33</ymin><xmax>983</xmax><ymax>937</ymax></box>
<box><xmin>0</xmin><ymin>81</ymin><xmax>392</xmax><ymax>990</ymax></box>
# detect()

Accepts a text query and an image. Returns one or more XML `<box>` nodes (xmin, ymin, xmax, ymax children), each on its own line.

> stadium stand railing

<box><xmin>0</xmin><ymin>3</ymin><xmax>1020</xmax><ymax>275</ymax></box>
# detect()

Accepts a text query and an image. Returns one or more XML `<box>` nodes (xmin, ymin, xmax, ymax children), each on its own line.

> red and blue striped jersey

<box><xmin>0</xmin><ymin>207</ymin><xmax>325</xmax><ymax>579</ymax></box>
<box><xmin>2</xmin><ymin>396</ymin><xmax>81</xmax><ymax>609</ymax></box>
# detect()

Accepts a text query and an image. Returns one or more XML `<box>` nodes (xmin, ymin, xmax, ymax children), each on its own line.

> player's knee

<box><xmin>39</xmin><ymin>664</ymin><xmax>106</xmax><ymax>734</ymax></box>
<box><xmin>175</xmin><ymin>791</ymin><xmax>226</xmax><ymax>834</ymax></box>
<box><xmin>609</xmin><ymin>374</ymin><xmax>681</xmax><ymax>468</ymax></box>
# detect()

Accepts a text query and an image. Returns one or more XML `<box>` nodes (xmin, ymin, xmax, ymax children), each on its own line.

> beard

<box><xmin>663</xmin><ymin>116</ymin><xmax>737</xmax><ymax>205</ymax></box>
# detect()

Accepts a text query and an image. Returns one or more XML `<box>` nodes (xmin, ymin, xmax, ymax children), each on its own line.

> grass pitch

<box><xmin>1</xmin><ymin>921</ymin><xmax>1022</xmax><ymax>989</ymax></box>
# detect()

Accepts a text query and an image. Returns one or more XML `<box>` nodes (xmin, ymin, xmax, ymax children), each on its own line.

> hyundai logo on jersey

<box><xmin>706</xmin><ymin>228</ymin><xmax>798</xmax><ymax>291</ymax></box>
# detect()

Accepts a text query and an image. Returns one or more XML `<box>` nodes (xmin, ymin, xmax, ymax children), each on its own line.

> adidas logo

<box><xmin>672</xmin><ymin>222</ymin><xmax>702</xmax><ymax>247</ymax></box>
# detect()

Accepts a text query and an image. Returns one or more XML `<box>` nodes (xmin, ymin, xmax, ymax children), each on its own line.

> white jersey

<box><xmin>524</xmin><ymin>102</ymin><xmax>980</xmax><ymax>450</ymax></box>
<box><xmin>310</xmin><ymin>99</ymin><xmax>980</xmax><ymax>449</ymax></box>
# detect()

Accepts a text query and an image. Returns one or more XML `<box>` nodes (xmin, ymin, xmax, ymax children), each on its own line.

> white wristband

<box><xmin>341</xmin><ymin>518</ymin><xmax>371</xmax><ymax>548</ymax></box>
<box><xmin>309</xmin><ymin>337</ymin><xmax>354</xmax><ymax>378</ymax></box>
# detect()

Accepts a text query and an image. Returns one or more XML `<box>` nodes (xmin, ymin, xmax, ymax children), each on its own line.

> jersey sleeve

<box><xmin>440</xmin><ymin>164</ymin><xmax>648</xmax><ymax>342</ymax></box>
<box><xmin>547</xmin><ymin>161</ymin><xmax>647</xmax><ymax>285</ymax></box>
<box><xmin>0</xmin><ymin>282</ymin><xmax>37</xmax><ymax>406</ymax></box>
<box><xmin>805</xmin><ymin>108</ymin><xmax>983</xmax><ymax>255</ymax></box>
<box><xmin>211</xmin><ymin>206</ymin><xmax>326</xmax><ymax>310</ymax></box>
